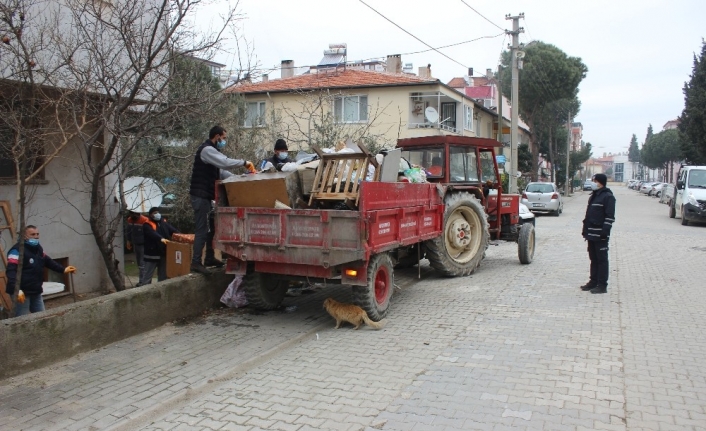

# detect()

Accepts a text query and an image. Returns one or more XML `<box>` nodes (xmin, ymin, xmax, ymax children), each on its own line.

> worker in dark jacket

<box><xmin>267</xmin><ymin>138</ymin><xmax>294</xmax><ymax>171</ymax></box>
<box><xmin>189</xmin><ymin>126</ymin><xmax>253</xmax><ymax>275</ymax></box>
<box><xmin>140</xmin><ymin>207</ymin><xmax>179</xmax><ymax>285</ymax></box>
<box><xmin>580</xmin><ymin>173</ymin><xmax>616</xmax><ymax>294</ymax></box>
<box><xmin>5</xmin><ymin>225</ymin><xmax>77</xmax><ymax>316</ymax></box>
<box><xmin>126</xmin><ymin>210</ymin><xmax>149</xmax><ymax>286</ymax></box>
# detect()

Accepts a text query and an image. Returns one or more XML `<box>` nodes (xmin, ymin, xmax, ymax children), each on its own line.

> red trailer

<box><xmin>214</xmin><ymin>136</ymin><xmax>534</xmax><ymax>320</ymax></box>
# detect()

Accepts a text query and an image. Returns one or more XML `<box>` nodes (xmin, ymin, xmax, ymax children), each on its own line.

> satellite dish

<box><xmin>119</xmin><ymin>177</ymin><xmax>164</xmax><ymax>213</ymax></box>
<box><xmin>424</xmin><ymin>107</ymin><xmax>439</xmax><ymax>123</ymax></box>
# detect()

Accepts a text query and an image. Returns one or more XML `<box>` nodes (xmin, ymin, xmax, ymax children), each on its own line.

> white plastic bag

<box><xmin>220</xmin><ymin>275</ymin><xmax>247</xmax><ymax>308</ymax></box>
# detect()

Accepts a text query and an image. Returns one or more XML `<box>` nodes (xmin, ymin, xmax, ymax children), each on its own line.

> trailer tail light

<box><xmin>551</xmin><ymin>193</ymin><xmax>559</xmax><ymax>200</ymax></box>
<box><xmin>344</xmin><ymin>269</ymin><xmax>358</xmax><ymax>277</ymax></box>
<box><xmin>521</xmin><ymin>193</ymin><xmax>527</xmax><ymax>199</ymax></box>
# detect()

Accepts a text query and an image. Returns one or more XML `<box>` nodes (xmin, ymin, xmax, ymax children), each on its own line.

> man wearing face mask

<box><xmin>580</xmin><ymin>173</ymin><xmax>616</xmax><ymax>294</ymax></box>
<box><xmin>267</xmin><ymin>138</ymin><xmax>294</xmax><ymax>171</ymax></box>
<box><xmin>190</xmin><ymin>126</ymin><xmax>254</xmax><ymax>275</ymax></box>
<box><xmin>141</xmin><ymin>207</ymin><xmax>180</xmax><ymax>285</ymax></box>
<box><xmin>5</xmin><ymin>225</ymin><xmax>77</xmax><ymax>317</ymax></box>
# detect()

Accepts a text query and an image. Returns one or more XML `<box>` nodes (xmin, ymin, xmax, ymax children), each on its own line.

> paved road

<box><xmin>2</xmin><ymin>185</ymin><xmax>705</xmax><ymax>431</ymax></box>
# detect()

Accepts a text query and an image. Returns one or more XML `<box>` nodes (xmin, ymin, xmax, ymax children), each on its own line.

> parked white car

<box><xmin>521</xmin><ymin>182</ymin><xmax>563</xmax><ymax>216</ymax></box>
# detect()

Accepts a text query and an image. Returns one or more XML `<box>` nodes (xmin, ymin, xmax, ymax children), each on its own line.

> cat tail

<box><xmin>363</xmin><ymin>314</ymin><xmax>387</xmax><ymax>329</ymax></box>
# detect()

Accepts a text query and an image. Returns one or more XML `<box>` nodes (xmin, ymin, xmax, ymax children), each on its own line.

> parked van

<box><xmin>671</xmin><ymin>165</ymin><xmax>706</xmax><ymax>225</ymax></box>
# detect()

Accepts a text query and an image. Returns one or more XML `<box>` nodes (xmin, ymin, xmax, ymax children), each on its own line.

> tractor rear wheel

<box><xmin>425</xmin><ymin>192</ymin><xmax>489</xmax><ymax>276</ymax></box>
<box><xmin>242</xmin><ymin>272</ymin><xmax>288</xmax><ymax>310</ymax></box>
<box><xmin>352</xmin><ymin>253</ymin><xmax>393</xmax><ymax>321</ymax></box>
<box><xmin>518</xmin><ymin>223</ymin><xmax>535</xmax><ymax>264</ymax></box>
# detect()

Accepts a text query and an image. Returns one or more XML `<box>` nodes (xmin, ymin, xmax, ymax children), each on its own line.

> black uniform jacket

<box><xmin>582</xmin><ymin>187</ymin><xmax>616</xmax><ymax>241</ymax></box>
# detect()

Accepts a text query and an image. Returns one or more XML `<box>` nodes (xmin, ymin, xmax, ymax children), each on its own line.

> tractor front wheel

<box><xmin>518</xmin><ymin>223</ymin><xmax>535</xmax><ymax>264</ymax></box>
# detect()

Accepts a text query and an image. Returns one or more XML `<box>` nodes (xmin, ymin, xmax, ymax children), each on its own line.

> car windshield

<box><xmin>688</xmin><ymin>170</ymin><xmax>706</xmax><ymax>188</ymax></box>
<box><xmin>526</xmin><ymin>184</ymin><xmax>554</xmax><ymax>193</ymax></box>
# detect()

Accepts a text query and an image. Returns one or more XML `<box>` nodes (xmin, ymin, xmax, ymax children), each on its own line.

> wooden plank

<box><xmin>0</xmin><ymin>201</ymin><xmax>15</xmax><ymax>241</ymax></box>
<box><xmin>0</xmin><ymin>272</ymin><xmax>12</xmax><ymax>316</ymax></box>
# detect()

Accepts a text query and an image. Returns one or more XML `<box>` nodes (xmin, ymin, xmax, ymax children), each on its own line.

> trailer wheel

<box><xmin>242</xmin><ymin>272</ymin><xmax>288</xmax><ymax>310</ymax></box>
<box><xmin>518</xmin><ymin>223</ymin><xmax>535</xmax><ymax>264</ymax></box>
<box><xmin>425</xmin><ymin>192</ymin><xmax>489</xmax><ymax>276</ymax></box>
<box><xmin>352</xmin><ymin>253</ymin><xmax>393</xmax><ymax>321</ymax></box>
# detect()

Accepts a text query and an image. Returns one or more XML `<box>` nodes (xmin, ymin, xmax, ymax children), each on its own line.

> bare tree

<box><xmin>1</xmin><ymin>0</ymin><xmax>256</xmax><ymax>292</ymax></box>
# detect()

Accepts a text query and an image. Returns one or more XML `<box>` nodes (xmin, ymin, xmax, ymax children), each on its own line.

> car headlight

<box><xmin>687</xmin><ymin>193</ymin><xmax>699</xmax><ymax>206</ymax></box>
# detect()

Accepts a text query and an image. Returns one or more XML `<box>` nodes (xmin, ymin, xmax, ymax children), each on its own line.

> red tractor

<box><xmin>393</xmin><ymin>135</ymin><xmax>535</xmax><ymax>273</ymax></box>
<box><xmin>214</xmin><ymin>135</ymin><xmax>535</xmax><ymax>320</ymax></box>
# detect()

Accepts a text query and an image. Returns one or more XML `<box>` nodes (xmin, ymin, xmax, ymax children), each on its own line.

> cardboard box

<box><xmin>221</xmin><ymin>171</ymin><xmax>302</xmax><ymax>208</ymax></box>
<box><xmin>166</xmin><ymin>241</ymin><xmax>192</xmax><ymax>278</ymax></box>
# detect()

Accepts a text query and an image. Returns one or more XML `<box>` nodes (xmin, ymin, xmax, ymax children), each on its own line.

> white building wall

<box><xmin>0</xmin><ymin>134</ymin><xmax>118</xmax><ymax>294</ymax></box>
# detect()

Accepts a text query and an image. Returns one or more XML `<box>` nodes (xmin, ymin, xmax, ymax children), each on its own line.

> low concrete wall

<box><xmin>0</xmin><ymin>271</ymin><xmax>233</xmax><ymax>380</ymax></box>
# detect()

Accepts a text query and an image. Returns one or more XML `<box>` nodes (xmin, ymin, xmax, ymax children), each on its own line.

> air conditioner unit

<box><xmin>411</xmin><ymin>92</ymin><xmax>422</xmax><ymax>102</ymax></box>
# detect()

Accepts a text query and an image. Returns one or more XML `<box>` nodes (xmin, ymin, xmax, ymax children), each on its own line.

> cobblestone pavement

<box><xmin>2</xmin><ymin>185</ymin><xmax>705</xmax><ymax>431</ymax></box>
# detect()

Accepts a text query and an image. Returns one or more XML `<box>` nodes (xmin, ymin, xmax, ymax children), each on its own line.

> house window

<box><xmin>334</xmin><ymin>95</ymin><xmax>368</xmax><ymax>123</ymax></box>
<box><xmin>440</xmin><ymin>102</ymin><xmax>456</xmax><ymax>130</ymax></box>
<box><xmin>244</xmin><ymin>101</ymin><xmax>266</xmax><ymax>127</ymax></box>
<box><xmin>463</xmin><ymin>105</ymin><xmax>473</xmax><ymax>131</ymax></box>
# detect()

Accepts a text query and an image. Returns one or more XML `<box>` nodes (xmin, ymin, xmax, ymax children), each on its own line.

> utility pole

<box><xmin>505</xmin><ymin>13</ymin><xmax>524</xmax><ymax>194</ymax></box>
<box><xmin>565</xmin><ymin>111</ymin><xmax>572</xmax><ymax>197</ymax></box>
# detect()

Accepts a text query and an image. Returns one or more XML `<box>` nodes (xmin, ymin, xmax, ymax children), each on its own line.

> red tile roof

<box><xmin>465</xmin><ymin>86</ymin><xmax>493</xmax><ymax>99</ymax></box>
<box><xmin>447</xmin><ymin>77</ymin><xmax>467</xmax><ymax>88</ymax></box>
<box><xmin>228</xmin><ymin>69</ymin><xmax>439</xmax><ymax>94</ymax></box>
<box><xmin>472</xmin><ymin>77</ymin><xmax>491</xmax><ymax>86</ymax></box>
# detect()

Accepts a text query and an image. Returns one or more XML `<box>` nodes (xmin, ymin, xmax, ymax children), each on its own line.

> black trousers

<box><xmin>587</xmin><ymin>240</ymin><xmax>609</xmax><ymax>285</ymax></box>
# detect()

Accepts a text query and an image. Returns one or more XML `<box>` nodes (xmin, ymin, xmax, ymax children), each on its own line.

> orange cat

<box><xmin>323</xmin><ymin>298</ymin><xmax>387</xmax><ymax>330</ymax></box>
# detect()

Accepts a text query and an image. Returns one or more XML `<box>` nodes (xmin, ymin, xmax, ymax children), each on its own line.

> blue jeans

<box><xmin>14</xmin><ymin>293</ymin><xmax>45</xmax><ymax>317</ymax></box>
<box><xmin>191</xmin><ymin>196</ymin><xmax>215</xmax><ymax>265</ymax></box>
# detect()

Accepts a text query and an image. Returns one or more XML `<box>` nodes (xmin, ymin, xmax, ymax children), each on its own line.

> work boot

<box><xmin>590</xmin><ymin>284</ymin><xmax>608</xmax><ymax>294</ymax></box>
<box><xmin>203</xmin><ymin>258</ymin><xmax>225</xmax><ymax>268</ymax></box>
<box><xmin>579</xmin><ymin>281</ymin><xmax>597</xmax><ymax>291</ymax></box>
<box><xmin>190</xmin><ymin>262</ymin><xmax>211</xmax><ymax>275</ymax></box>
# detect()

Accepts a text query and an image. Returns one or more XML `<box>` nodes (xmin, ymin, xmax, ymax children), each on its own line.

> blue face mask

<box><xmin>277</xmin><ymin>151</ymin><xmax>288</xmax><ymax>161</ymax></box>
<box><xmin>26</xmin><ymin>238</ymin><xmax>39</xmax><ymax>247</ymax></box>
<box><xmin>216</xmin><ymin>139</ymin><xmax>226</xmax><ymax>150</ymax></box>
<box><xmin>152</xmin><ymin>213</ymin><xmax>161</xmax><ymax>221</ymax></box>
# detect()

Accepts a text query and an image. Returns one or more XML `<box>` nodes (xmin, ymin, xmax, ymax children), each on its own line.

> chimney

<box><xmin>262</xmin><ymin>74</ymin><xmax>269</xmax><ymax>83</ymax></box>
<box><xmin>281</xmin><ymin>60</ymin><xmax>295</xmax><ymax>79</ymax></box>
<box><xmin>468</xmin><ymin>67</ymin><xmax>474</xmax><ymax>77</ymax></box>
<box><xmin>486</xmin><ymin>68</ymin><xmax>492</xmax><ymax>79</ymax></box>
<box><xmin>386</xmin><ymin>54</ymin><xmax>402</xmax><ymax>73</ymax></box>
<box><xmin>418</xmin><ymin>64</ymin><xmax>432</xmax><ymax>79</ymax></box>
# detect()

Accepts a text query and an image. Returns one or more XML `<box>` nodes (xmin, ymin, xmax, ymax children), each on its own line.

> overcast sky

<box><xmin>205</xmin><ymin>0</ymin><xmax>704</xmax><ymax>157</ymax></box>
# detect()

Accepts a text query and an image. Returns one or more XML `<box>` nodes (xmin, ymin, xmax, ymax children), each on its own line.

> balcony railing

<box><xmin>410</xmin><ymin>122</ymin><xmax>459</xmax><ymax>134</ymax></box>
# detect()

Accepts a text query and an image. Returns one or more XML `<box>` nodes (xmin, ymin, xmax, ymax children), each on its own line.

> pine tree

<box><xmin>679</xmin><ymin>42</ymin><xmax>706</xmax><ymax>164</ymax></box>
<box><xmin>628</xmin><ymin>134</ymin><xmax>640</xmax><ymax>162</ymax></box>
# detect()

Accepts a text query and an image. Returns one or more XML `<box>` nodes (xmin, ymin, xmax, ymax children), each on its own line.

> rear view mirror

<box><xmin>677</xmin><ymin>180</ymin><xmax>684</xmax><ymax>190</ymax></box>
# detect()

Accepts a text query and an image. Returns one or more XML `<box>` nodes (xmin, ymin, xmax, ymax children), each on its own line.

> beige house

<box><xmin>227</xmin><ymin>59</ymin><xmax>502</xmax><ymax>153</ymax></box>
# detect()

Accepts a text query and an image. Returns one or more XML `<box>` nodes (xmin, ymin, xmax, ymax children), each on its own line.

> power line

<box><xmin>460</xmin><ymin>0</ymin><xmax>506</xmax><ymax>31</ymax></box>
<box><xmin>400</xmin><ymin>33</ymin><xmax>504</xmax><ymax>57</ymax></box>
<box><xmin>357</xmin><ymin>0</ymin><xmax>469</xmax><ymax>70</ymax></box>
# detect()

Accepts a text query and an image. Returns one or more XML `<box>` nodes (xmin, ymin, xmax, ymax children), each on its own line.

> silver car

<box><xmin>521</xmin><ymin>182</ymin><xmax>564</xmax><ymax>216</ymax></box>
